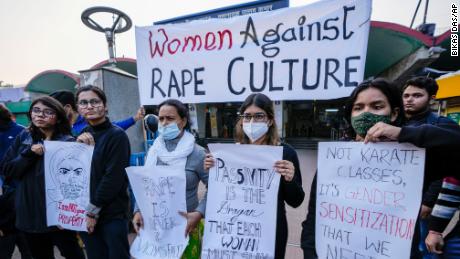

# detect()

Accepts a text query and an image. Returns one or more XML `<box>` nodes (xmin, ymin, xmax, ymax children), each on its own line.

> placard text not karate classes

<box><xmin>316</xmin><ymin>142</ymin><xmax>425</xmax><ymax>259</ymax></box>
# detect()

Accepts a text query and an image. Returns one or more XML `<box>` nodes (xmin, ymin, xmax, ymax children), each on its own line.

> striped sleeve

<box><xmin>428</xmin><ymin>177</ymin><xmax>460</xmax><ymax>233</ymax></box>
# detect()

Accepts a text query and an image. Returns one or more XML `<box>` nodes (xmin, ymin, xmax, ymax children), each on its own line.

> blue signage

<box><xmin>154</xmin><ymin>0</ymin><xmax>289</xmax><ymax>25</ymax></box>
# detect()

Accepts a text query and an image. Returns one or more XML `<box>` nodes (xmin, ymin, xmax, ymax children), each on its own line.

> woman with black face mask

<box><xmin>204</xmin><ymin>93</ymin><xmax>305</xmax><ymax>259</ymax></box>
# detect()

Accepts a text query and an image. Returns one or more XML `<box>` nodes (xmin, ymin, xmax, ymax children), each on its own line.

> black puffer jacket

<box><xmin>1</xmin><ymin>130</ymin><xmax>73</xmax><ymax>233</ymax></box>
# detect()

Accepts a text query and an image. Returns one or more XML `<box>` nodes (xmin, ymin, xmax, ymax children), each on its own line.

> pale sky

<box><xmin>0</xmin><ymin>0</ymin><xmax>451</xmax><ymax>86</ymax></box>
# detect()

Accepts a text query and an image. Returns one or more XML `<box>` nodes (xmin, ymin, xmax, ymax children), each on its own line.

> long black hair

<box><xmin>28</xmin><ymin>96</ymin><xmax>71</xmax><ymax>141</ymax></box>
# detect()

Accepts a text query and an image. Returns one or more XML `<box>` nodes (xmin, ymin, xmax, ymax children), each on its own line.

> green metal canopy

<box><xmin>364</xmin><ymin>21</ymin><xmax>435</xmax><ymax>78</ymax></box>
<box><xmin>25</xmin><ymin>70</ymin><xmax>79</xmax><ymax>94</ymax></box>
<box><xmin>91</xmin><ymin>57</ymin><xmax>137</xmax><ymax>76</ymax></box>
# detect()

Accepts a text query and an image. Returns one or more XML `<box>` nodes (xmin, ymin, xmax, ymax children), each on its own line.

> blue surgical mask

<box><xmin>158</xmin><ymin>122</ymin><xmax>181</xmax><ymax>140</ymax></box>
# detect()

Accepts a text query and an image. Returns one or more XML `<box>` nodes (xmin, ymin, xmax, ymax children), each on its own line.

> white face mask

<box><xmin>243</xmin><ymin>122</ymin><xmax>269</xmax><ymax>142</ymax></box>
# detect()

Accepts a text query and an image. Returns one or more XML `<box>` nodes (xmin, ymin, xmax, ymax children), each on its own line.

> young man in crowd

<box><xmin>402</xmin><ymin>77</ymin><xmax>459</xmax><ymax>257</ymax></box>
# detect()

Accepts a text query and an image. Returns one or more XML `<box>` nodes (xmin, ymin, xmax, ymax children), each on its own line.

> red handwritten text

<box><xmin>58</xmin><ymin>202</ymin><xmax>85</xmax><ymax>215</ymax></box>
<box><xmin>149</xmin><ymin>28</ymin><xmax>233</xmax><ymax>59</ymax></box>
<box><xmin>58</xmin><ymin>214</ymin><xmax>85</xmax><ymax>227</ymax></box>
<box><xmin>319</xmin><ymin>202</ymin><xmax>415</xmax><ymax>240</ymax></box>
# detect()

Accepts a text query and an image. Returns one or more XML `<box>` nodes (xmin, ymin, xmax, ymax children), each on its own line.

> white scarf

<box><xmin>145</xmin><ymin>130</ymin><xmax>195</xmax><ymax>167</ymax></box>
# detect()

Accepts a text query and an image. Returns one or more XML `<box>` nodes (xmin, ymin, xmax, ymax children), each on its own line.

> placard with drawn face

<box><xmin>44</xmin><ymin>141</ymin><xmax>94</xmax><ymax>231</ymax></box>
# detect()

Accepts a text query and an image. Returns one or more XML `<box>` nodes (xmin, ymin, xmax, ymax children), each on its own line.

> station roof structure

<box><xmin>90</xmin><ymin>57</ymin><xmax>137</xmax><ymax>76</ymax></box>
<box><xmin>25</xmin><ymin>69</ymin><xmax>79</xmax><ymax>94</ymax></box>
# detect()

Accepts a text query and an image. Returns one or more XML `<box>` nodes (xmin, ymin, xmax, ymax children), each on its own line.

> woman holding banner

<box><xmin>1</xmin><ymin>96</ymin><xmax>85</xmax><ymax>259</ymax></box>
<box><xmin>204</xmin><ymin>93</ymin><xmax>305</xmax><ymax>258</ymax></box>
<box><xmin>132</xmin><ymin>99</ymin><xmax>208</xmax><ymax>258</ymax></box>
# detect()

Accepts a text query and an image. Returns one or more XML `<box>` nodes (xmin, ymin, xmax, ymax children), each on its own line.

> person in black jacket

<box><xmin>205</xmin><ymin>93</ymin><xmax>305</xmax><ymax>259</ymax></box>
<box><xmin>301</xmin><ymin>79</ymin><xmax>406</xmax><ymax>259</ymax></box>
<box><xmin>401</xmin><ymin>76</ymin><xmax>460</xmax><ymax>257</ymax></box>
<box><xmin>0</xmin><ymin>104</ymin><xmax>31</xmax><ymax>259</ymax></box>
<box><xmin>301</xmin><ymin>78</ymin><xmax>460</xmax><ymax>258</ymax></box>
<box><xmin>367</xmin><ymin>78</ymin><xmax>460</xmax><ymax>258</ymax></box>
<box><xmin>75</xmin><ymin>85</ymin><xmax>131</xmax><ymax>259</ymax></box>
<box><xmin>1</xmin><ymin>96</ymin><xmax>85</xmax><ymax>259</ymax></box>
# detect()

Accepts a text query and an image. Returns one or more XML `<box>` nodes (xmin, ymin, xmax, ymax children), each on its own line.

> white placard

<box><xmin>126</xmin><ymin>164</ymin><xmax>188</xmax><ymax>259</ymax></box>
<box><xmin>44</xmin><ymin>141</ymin><xmax>93</xmax><ymax>231</ymax></box>
<box><xmin>316</xmin><ymin>142</ymin><xmax>426</xmax><ymax>259</ymax></box>
<box><xmin>135</xmin><ymin>0</ymin><xmax>371</xmax><ymax>105</ymax></box>
<box><xmin>202</xmin><ymin>144</ymin><xmax>283</xmax><ymax>259</ymax></box>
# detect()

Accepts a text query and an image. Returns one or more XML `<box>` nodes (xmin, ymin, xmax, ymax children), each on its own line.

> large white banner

<box><xmin>136</xmin><ymin>0</ymin><xmax>371</xmax><ymax>105</ymax></box>
<box><xmin>316</xmin><ymin>142</ymin><xmax>425</xmax><ymax>259</ymax></box>
<box><xmin>203</xmin><ymin>144</ymin><xmax>283</xmax><ymax>259</ymax></box>
<box><xmin>44</xmin><ymin>141</ymin><xmax>93</xmax><ymax>231</ymax></box>
<box><xmin>126</xmin><ymin>164</ymin><xmax>188</xmax><ymax>259</ymax></box>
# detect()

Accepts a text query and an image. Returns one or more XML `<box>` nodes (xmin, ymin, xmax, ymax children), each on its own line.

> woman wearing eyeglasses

<box><xmin>73</xmin><ymin>85</ymin><xmax>131</xmax><ymax>259</ymax></box>
<box><xmin>204</xmin><ymin>93</ymin><xmax>305</xmax><ymax>258</ymax></box>
<box><xmin>1</xmin><ymin>96</ymin><xmax>85</xmax><ymax>259</ymax></box>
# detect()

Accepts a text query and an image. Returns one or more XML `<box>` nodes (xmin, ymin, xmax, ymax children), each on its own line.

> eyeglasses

<box><xmin>239</xmin><ymin>112</ymin><xmax>267</xmax><ymax>122</ymax></box>
<box><xmin>78</xmin><ymin>99</ymin><xmax>103</xmax><ymax>108</ymax></box>
<box><xmin>31</xmin><ymin>107</ymin><xmax>56</xmax><ymax>117</ymax></box>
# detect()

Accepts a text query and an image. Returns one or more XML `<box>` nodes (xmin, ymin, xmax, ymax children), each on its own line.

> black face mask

<box><xmin>351</xmin><ymin>112</ymin><xmax>391</xmax><ymax>137</ymax></box>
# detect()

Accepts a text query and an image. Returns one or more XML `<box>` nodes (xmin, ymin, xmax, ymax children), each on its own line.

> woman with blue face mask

<box><xmin>132</xmin><ymin>99</ymin><xmax>208</xmax><ymax>258</ymax></box>
<box><xmin>204</xmin><ymin>93</ymin><xmax>305</xmax><ymax>259</ymax></box>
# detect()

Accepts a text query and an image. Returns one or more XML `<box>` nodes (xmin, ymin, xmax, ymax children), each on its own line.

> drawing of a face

<box><xmin>56</xmin><ymin>158</ymin><xmax>88</xmax><ymax>200</ymax></box>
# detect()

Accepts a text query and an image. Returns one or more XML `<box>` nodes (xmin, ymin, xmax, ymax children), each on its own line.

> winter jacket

<box><xmin>1</xmin><ymin>130</ymin><xmax>73</xmax><ymax>233</ymax></box>
<box><xmin>81</xmin><ymin>119</ymin><xmax>131</xmax><ymax>223</ymax></box>
<box><xmin>276</xmin><ymin>143</ymin><xmax>305</xmax><ymax>258</ymax></box>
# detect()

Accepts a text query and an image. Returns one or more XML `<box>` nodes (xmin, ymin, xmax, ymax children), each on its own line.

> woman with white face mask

<box><xmin>132</xmin><ymin>99</ymin><xmax>208</xmax><ymax>258</ymax></box>
<box><xmin>204</xmin><ymin>93</ymin><xmax>305</xmax><ymax>259</ymax></box>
